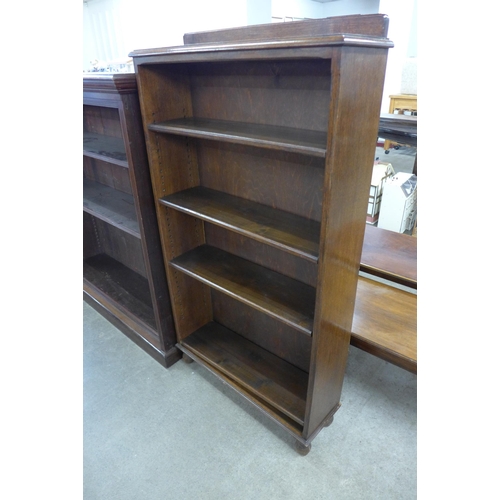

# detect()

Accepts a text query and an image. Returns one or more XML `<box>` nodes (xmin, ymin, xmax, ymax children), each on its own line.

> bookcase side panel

<box><xmin>119</xmin><ymin>91</ymin><xmax>176</xmax><ymax>347</ymax></box>
<box><xmin>135</xmin><ymin>66</ymin><xmax>213</xmax><ymax>341</ymax></box>
<box><xmin>304</xmin><ymin>46</ymin><xmax>390</xmax><ymax>437</ymax></box>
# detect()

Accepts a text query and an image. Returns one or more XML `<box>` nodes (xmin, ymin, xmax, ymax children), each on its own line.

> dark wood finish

<box><xmin>160</xmin><ymin>185</ymin><xmax>417</xmax><ymax>289</ymax></box>
<box><xmin>212</xmin><ymin>291</ymin><xmax>312</xmax><ymax>373</ymax></box>
<box><xmin>131</xmin><ymin>16</ymin><xmax>393</xmax><ymax>451</ymax></box>
<box><xmin>360</xmin><ymin>224</ymin><xmax>417</xmax><ymax>289</ymax></box>
<box><xmin>294</xmin><ymin>441</ymin><xmax>311</xmax><ymax>456</ymax></box>
<box><xmin>378</xmin><ymin>112</ymin><xmax>417</xmax><ymax>147</ymax></box>
<box><xmin>83</xmin><ymin>292</ymin><xmax>178</xmax><ymax>369</ymax></box>
<box><xmin>83</xmin><ymin>179</ymin><xmax>139</xmax><ymax>237</ymax></box>
<box><xmin>149</xmin><ymin>118</ymin><xmax>327</xmax><ymax>157</ymax></box>
<box><xmin>182</xmin><ymin>322</ymin><xmax>308</xmax><ymax>425</ymax></box>
<box><xmin>83</xmin><ymin>73</ymin><xmax>179</xmax><ymax>367</ymax></box>
<box><xmin>83</xmin><ymin>132</ymin><xmax>128</xmax><ymax>167</ymax></box>
<box><xmin>183</xmin><ymin>14</ymin><xmax>389</xmax><ymax>44</ymax></box>
<box><xmin>84</xmin><ymin>156</ymin><xmax>132</xmax><ymax>195</ymax></box>
<box><xmin>84</xmin><ymin>212</ymin><xmax>146</xmax><ymax>277</ymax></box>
<box><xmin>84</xmin><ymin>254</ymin><xmax>155</xmax><ymax>328</ymax></box>
<box><xmin>170</xmin><ymin>244</ymin><xmax>316</xmax><ymax>334</ymax></box>
<box><xmin>160</xmin><ymin>186</ymin><xmax>320</xmax><ymax>262</ymax></box>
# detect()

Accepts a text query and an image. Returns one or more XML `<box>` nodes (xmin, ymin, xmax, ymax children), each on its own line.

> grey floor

<box><xmin>83</xmin><ymin>301</ymin><xmax>417</xmax><ymax>499</ymax></box>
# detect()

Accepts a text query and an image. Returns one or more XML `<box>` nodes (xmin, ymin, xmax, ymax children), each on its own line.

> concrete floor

<box><xmin>83</xmin><ymin>301</ymin><xmax>417</xmax><ymax>499</ymax></box>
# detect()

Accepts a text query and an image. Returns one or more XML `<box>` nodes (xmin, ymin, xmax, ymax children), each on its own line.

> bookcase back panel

<box><xmin>83</xmin><ymin>105</ymin><xmax>122</xmax><ymax>138</ymax></box>
<box><xmin>89</xmin><ymin>215</ymin><xmax>147</xmax><ymax>278</ymax></box>
<box><xmin>212</xmin><ymin>291</ymin><xmax>312</xmax><ymax>373</ymax></box>
<box><xmin>205</xmin><ymin>224</ymin><xmax>317</xmax><ymax>287</ymax></box>
<box><xmin>83</xmin><ymin>156</ymin><xmax>132</xmax><ymax>195</ymax></box>
<box><xmin>190</xmin><ymin>60</ymin><xmax>331</xmax><ymax>132</ymax></box>
<box><xmin>150</xmin><ymin>134</ymin><xmax>200</xmax><ymax>197</ymax></box>
<box><xmin>197</xmin><ymin>140</ymin><xmax>324</xmax><ymax>221</ymax></box>
<box><xmin>168</xmin><ymin>269</ymin><xmax>213</xmax><ymax>341</ymax></box>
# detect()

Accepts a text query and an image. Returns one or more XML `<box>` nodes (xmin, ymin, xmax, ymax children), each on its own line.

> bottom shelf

<box><xmin>84</xmin><ymin>253</ymin><xmax>156</xmax><ymax>330</ymax></box>
<box><xmin>179</xmin><ymin>321</ymin><xmax>308</xmax><ymax>429</ymax></box>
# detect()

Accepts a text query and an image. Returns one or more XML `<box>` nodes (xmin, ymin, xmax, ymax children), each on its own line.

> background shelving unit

<box><xmin>131</xmin><ymin>14</ymin><xmax>393</xmax><ymax>453</ymax></box>
<box><xmin>83</xmin><ymin>73</ymin><xmax>179</xmax><ymax>367</ymax></box>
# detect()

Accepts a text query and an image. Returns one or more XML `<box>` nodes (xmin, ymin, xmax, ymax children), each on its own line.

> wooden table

<box><xmin>383</xmin><ymin>94</ymin><xmax>417</xmax><ymax>150</ymax></box>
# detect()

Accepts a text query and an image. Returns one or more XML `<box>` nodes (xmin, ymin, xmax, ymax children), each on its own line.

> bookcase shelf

<box><xmin>83</xmin><ymin>73</ymin><xmax>179</xmax><ymax>368</ymax></box>
<box><xmin>170</xmin><ymin>244</ymin><xmax>316</xmax><ymax>335</ymax></box>
<box><xmin>160</xmin><ymin>186</ymin><xmax>320</xmax><ymax>262</ymax></box>
<box><xmin>149</xmin><ymin>117</ymin><xmax>328</xmax><ymax>157</ymax></box>
<box><xmin>131</xmin><ymin>14</ymin><xmax>393</xmax><ymax>453</ymax></box>
<box><xmin>83</xmin><ymin>178</ymin><xmax>139</xmax><ymax>237</ymax></box>
<box><xmin>83</xmin><ymin>132</ymin><xmax>128</xmax><ymax>167</ymax></box>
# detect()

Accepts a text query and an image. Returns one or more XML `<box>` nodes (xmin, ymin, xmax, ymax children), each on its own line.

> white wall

<box><xmin>83</xmin><ymin>0</ymin><xmax>418</xmax><ymax>111</ymax></box>
<box><xmin>248</xmin><ymin>0</ymin><xmax>272</xmax><ymax>25</ymax></box>
<box><xmin>378</xmin><ymin>0</ymin><xmax>417</xmax><ymax>111</ymax></box>
<box><xmin>83</xmin><ymin>0</ymin><xmax>249</xmax><ymax>70</ymax></box>
<box><xmin>323</xmin><ymin>0</ymin><xmax>380</xmax><ymax>16</ymax></box>
<box><xmin>272</xmin><ymin>0</ymin><xmax>324</xmax><ymax>20</ymax></box>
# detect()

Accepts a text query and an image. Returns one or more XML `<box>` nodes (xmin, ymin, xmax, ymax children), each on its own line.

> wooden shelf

<box><xmin>83</xmin><ymin>179</ymin><xmax>140</xmax><ymax>238</ymax></box>
<box><xmin>161</xmin><ymin>187</ymin><xmax>417</xmax><ymax>289</ymax></box>
<box><xmin>148</xmin><ymin>117</ymin><xmax>327</xmax><ymax>157</ymax></box>
<box><xmin>160</xmin><ymin>187</ymin><xmax>320</xmax><ymax>262</ymax></box>
<box><xmin>83</xmin><ymin>132</ymin><xmax>128</xmax><ymax>167</ymax></box>
<box><xmin>180</xmin><ymin>321</ymin><xmax>308</xmax><ymax>425</ymax></box>
<box><xmin>84</xmin><ymin>253</ymin><xmax>156</xmax><ymax>329</ymax></box>
<box><xmin>170</xmin><ymin>245</ymin><xmax>316</xmax><ymax>335</ymax></box>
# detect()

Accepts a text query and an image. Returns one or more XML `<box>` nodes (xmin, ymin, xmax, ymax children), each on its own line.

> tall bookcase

<box><xmin>83</xmin><ymin>73</ymin><xmax>179</xmax><ymax>368</ymax></box>
<box><xmin>131</xmin><ymin>15</ymin><xmax>393</xmax><ymax>454</ymax></box>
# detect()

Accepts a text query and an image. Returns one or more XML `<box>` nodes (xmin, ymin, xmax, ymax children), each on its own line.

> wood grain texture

<box><xmin>131</xmin><ymin>16</ymin><xmax>394</xmax><ymax>447</ymax></box>
<box><xmin>183</xmin><ymin>14</ymin><xmax>389</xmax><ymax>44</ymax></box>
<box><xmin>85</xmin><ymin>213</ymin><xmax>147</xmax><ymax>278</ymax></box>
<box><xmin>84</xmin><ymin>253</ymin><xmax>155</xmax><ymax>329</ymax></box>
<box><xmin>303</xmin><ymin>45</ymin><xmax>390</xmax><ymax>437</ymax></box>
<box><xmin>160</xmin><ymin>186</ymin><xmax>320</xmax><ymax>262</ymax></box>
<box><xmin>212</xmin><ymin>291</ymin><xmax>312</xmax><ymax>373</ymax></box>
<box><xmin>83</xmin><ymin>132</ymin><xmax>128</xmax><ymax>166</ymax></box>
<box><xmin>83</xmin><ymin>73</ymin><xmax>177</xmax><ymax>358</ymax></box>
<box><xmin>83</xmin><ymin>156</ymin><xmax>132</xmax><ymax>195</ymax></box>
<box><xmin>353</xmin><ymin>276</ymin><xmax>417</xmax><ymax>373</ymax></box>
<box><xmin>149</xmin><ymin>117</ymin><xmax>327</xmax><ymax>157</ymax></box>
<box><xmin>181</xmin><ymin>322</ymin><xmax>308</xmax><ymax>425</ymax></box>
<box><xmin>170</xmin><ymin>245</ymin><xmax>315</xmax><ymax>334</ymax></box>
<box><xmin>360</xmin><ymin>225</ymin><xmax>417</xmax><ymax>288</ymax></box>
<box><xmin>197</xmin><ymin>140</ymin><xmax>324</xmax><ymax>222</ymax></box>
<box><xmin>83</xmin><ymin>179</ymin><xmax>139</xmax><ymax>237</ymax></box>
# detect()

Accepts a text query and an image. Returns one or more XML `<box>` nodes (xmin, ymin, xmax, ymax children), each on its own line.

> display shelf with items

<box><xmin>83</xmin><ymin>73</ymin><xmax>179</xmax><ymax>367</ymax></box>
<box><xmin>131</xmin><ymin>14</ymin><xmax>393</xmax><ymax>454</ymax></box>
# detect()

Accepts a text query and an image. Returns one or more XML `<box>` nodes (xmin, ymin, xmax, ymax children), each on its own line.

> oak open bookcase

<box><xmin>131</xmin><ymin>14</ymin><xmax>393</xmax><ymax>454</ymax></box>
<box><xmin>83</xmin><ymin>73</ymin><xmax>179</xmax><ymax>367</ymax></box>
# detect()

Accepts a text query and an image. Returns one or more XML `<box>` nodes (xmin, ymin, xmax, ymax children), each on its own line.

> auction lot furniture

<box><xmin>83</xmin><ymin>74</ymin><xmax>179</xmax><ymax>367</ymax></box>
<box><xmin>131</xmin><ymin>14</ymin><xmax>393</xmax><ymax>454</ymax></box>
